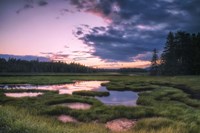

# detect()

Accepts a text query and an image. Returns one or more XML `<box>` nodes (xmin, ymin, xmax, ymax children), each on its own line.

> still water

<box><xmin>1</xmin><ymin>81</ymin><xmax>138</xmax><ymax>106</ymax></box>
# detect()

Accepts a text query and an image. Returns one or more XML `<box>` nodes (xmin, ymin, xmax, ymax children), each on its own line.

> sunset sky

<box><xmin>0</xmin><ymin>0</ymin><xmax>199</xmax><ymax>68</ymax></box>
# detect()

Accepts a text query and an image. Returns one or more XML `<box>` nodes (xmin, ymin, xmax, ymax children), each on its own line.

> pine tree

<box><xmin>160</xmin><ymin>31</ymin><xmax>200</xmax><ymax>75</ymax></box>
<box><xmin>160</xmin><ymin>32</ymin><xmax>177</xmax><ymax>75</ymax></box>
<box><xmin>175</xmin><ymin>31</ymin><xmax>191</xmax><ymax>74</ymax></box>
<box><xmin>150</xmin><ymin>48</ymin><xmax>158</xmax><ymax>75</ymax></box>
<box><xmin>192</xmin><ymin>32</ymin><xmax>200</xmax><ymax>74</ymax></box>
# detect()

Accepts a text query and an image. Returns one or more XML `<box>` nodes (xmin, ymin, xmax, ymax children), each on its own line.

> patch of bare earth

<box><xmin>56</xmin><ymin>102</ymin><xmax>91</xmax><ymax>110</ymax></box>
<box><xmin>57</xmin><ymin>115</ymin><xmax>78</xmax><ymax>123</ymax></box>
<box><xmin>105</xmin><ymin>118</ymin><xmax>136</xmax><ymax>132</ymax></box>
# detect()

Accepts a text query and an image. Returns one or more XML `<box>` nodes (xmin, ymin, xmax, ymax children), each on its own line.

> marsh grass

<box><xmin>0</xmin><ymin>106</ymin><xmax>192</xmax><ymax>133</ymax></box>
<box><xmin>0</xmin><ymin>76</ymin><xmax>73</xmax><ymax>85</ymax></box>
<box><xmin>0</xmin><ymin>106</ymin><xmax>108</xmax><ymax>133</ymax></box>
<box><xmin>132</xmin><ymin>117</ymin><xmax>188</xmax><ymax>133</ymax></box>
<box><xmin>1</xmin><ymin>75</ymin><xmax>200</xmax><ymax>132</ymax></box>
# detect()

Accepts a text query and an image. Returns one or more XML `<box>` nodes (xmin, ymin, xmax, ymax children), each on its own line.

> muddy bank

<box><xmin>105</xmin><ymin>118</ymin><xmax>136</xmax><ymax>132</ymax></box>
<box><xmin>57</xmin><ymin>115</ymin><xmax>78</xmax><ymax>123</ymax></box>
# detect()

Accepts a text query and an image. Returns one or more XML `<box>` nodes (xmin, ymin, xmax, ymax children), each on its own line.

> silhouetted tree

<box><xmin>0</xmin><ymin>58</ymin><xmax>96</xmax><ymax>73</ymax></box>
<box><xmin>160</xmin><ymin>31</ymin><xmax>200</xmax><ymax>75</ymax></box>
<box><xmin>160</xmin><ymin>32</ymin><xmax>177</xmax><ymax>75</ymax></box>
<box><xmin>150</xmin><ymin>48</ymin><xmax>158</xmax><ymax>75</ymax></box>
<box><xmin>192</xmin><ymin>33</ymin><xmax>200</xmax><ymax>74</ymax></box>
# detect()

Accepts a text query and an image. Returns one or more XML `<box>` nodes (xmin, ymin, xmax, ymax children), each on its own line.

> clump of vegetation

<box><xmin>72</xmin><ymin>91</ymin><xmax>109</xmax><ymax>97</ymax></box>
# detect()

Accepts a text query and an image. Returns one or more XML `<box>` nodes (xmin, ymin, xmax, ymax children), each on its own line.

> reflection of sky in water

<box><xmin>0</xmin><ymin>81</ymin><xmax>109</xmax><ymax>94</ymax></box>
<box><xmin>5</xmin><ymin>92</ymin><xmax>43</xmax><ymax>97</ymax></box>
<box><xmin>96</xmin><ymin>91</ymin><xmax>138</xmax><ymax>106</ymax></box>
<box><xmin>1</xmin><ymin>81</ymin><xmax>138</xmax><ymax>106</ymax></box>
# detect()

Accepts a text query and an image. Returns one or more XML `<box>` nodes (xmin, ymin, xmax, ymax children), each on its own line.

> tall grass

<box><xmin>0</xmin><ymin>106</ymin><xmax>108</xmax><ymax>133</ymax></box>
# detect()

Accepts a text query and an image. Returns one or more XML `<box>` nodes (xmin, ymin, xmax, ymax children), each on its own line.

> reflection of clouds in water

<box><xmin>111</xmin><ymin>97</ymin><xmax>118</xmax><ymax>102</ymax></box>
<box><xmin>5</xmin><ymin>92</ymin><xmax>43</xmax><ymax>98</ymax></box>
<box><xmin>1</xmin><ymin>81</ymin><xmax>138</xmax><ymax>106</ymax></box>
<box><xmin>96</xmin><ymin>91</ymin><xmax>138</xmax><ymax>106</ymax></box>
<box><xmin>1</xmin><ymin>81</ymin><xmax>109</xmax><ymax>94</ymax></box>
<box><xmin>58</xmin><ymin>81</ymin><xmax>109</xmax><ymax>94</ymax></box>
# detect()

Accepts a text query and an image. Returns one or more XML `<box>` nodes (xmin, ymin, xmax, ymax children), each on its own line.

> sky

<box><xmin>0</xmin><ymin>0</ymin><xmax>199</xmax><ymax>69</ymax></box>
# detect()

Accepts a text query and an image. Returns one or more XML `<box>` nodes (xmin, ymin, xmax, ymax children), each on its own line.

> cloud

<box><xmin>16</xmin><ymin>4</ymin><xmax>34</xmax><ymax>14</ymax></box>
<box><xmin>16</xmin><ymin>0</ymin><xmax>48</xmax><ymax>14</ymax></box>
<box><xmin>76</xmin><ymin>25</ymin><xmax>164</xmax><ymax>62</ymax></box>
<box><xmin>76</xmin><ymin>30</ymin><xmax>83</xmax><ymax>35</ymax></box>
<box><xmin>133</xmin><ymin>52</ymin><xmax>153</xmax><ymax>61</ymax></box>
<box><xmin>40</xmin><ymin>52</ymin><xmax>69</xmax><ymax>61</ymax></box>
<box><xmin>0</xmin><ymin>54</ymin><xmax>50</xmax><ymax>62</ymax></box>
<box><xmin>64</xmin><ymin>45</ymin><xmax>69</xmax><ymax>48</ymax></box>
<box><xmin>38</xmin><ymin>0</ymin><xmax>48</xmax><ymax>6</ymax></box>
<box><xmin>70</xmin><ymin>0</ymin><xmax>200</xmax><ymax>62</ymax></box>
<box><xmin>73</xmin><ymin>56</ymin><xmax>95</xmax><ymax>61</ymax></box>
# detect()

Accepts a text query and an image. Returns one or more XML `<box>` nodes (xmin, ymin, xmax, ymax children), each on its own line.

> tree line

<box><xmin>0</xmin><ymin>58</ymin><xmax>95</xmax><ymax>73</ymax></box>
<box><xmin>0</xmin><ymin>58</ymin><xmax>147</xmax><ymax>73</ymax></box>
<box><xmin>150</xmin><ymin>31</ymin><xmax>200</xmax><ymax>75</ymax></box>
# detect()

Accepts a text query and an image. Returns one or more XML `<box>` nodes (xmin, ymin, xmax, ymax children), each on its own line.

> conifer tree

<box><xmin>160</xmin><ymin>31</ymin><xmax>200</xmax><ymax>75</ymax></box>
<box><xmin>160</xmin><ymin>32</ymin><xmax>177</xmax><ymax>75</ymax></box>
<box><xmin>150</xmin><ymin>48</ymin><xmax>158</xmax><ymax>75</ymax></box>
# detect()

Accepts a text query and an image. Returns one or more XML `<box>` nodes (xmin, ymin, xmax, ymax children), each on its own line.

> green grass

<box><xmin>0</xmin><ymin>106</ymin><xmax>108</xmax><ymax>133</ymax></box>
<box><xmin>131</xmin><ymin>117</ymin><xmax>188</xmax><ymax>133</ymax></box>
<box><xmin>0</xmin><ymin>106</ymin><xmax>189</xmax><ymax>133</ymax></box>
<box><xmin>0</xmin><ymin>76</ymin><xmax>73</xmax><ymax>85</ymax></box>
<box><xmin>0</xmin><ymin>75</ymin><xmax>200</xmax><ymax>132</ymax></box>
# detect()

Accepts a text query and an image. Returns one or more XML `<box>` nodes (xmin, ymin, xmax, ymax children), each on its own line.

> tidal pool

<box><xmin>1</xmin><ymin>81</ymin><xmax>138</xmax><ymax>106</ymax></box>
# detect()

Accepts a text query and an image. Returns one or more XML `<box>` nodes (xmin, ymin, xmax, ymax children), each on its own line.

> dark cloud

<box><xmin>91</xmin><ymin>26</ymin><xmax>106</xmax><ymax>34</ymax></box>
<box><xmin>16</xmin><ymin>0</ymin><xmax>48</xmax><ymax>14</ymax></box>
<box><xmin>40</xmin><ymin>52</ymin><xmax>54</xmax><ymax>55</ymax></box>
<box><xmin>76</xmin><ymin>30</ymin><xmax>83</xmax><ymax>35</ymax></box>
<box><xmin>76</xmin><ymin>25</ymin><xmax>164</xmax><ymax>61</ymax></box>
<box><xmin>40</xmin><ymin>52</ymin><xmax>69</xmax><ymax>61</ymax></box>
<box><xmin>0</xmin><ymin>54</ymin><xmax>50</xmax><ymax>62</ymax></box>
<box><xmin>133</xmin><ymin>52</ymin><xmax>153</xmax><ymax>61</ymax></box>
<box><xmin>16</xmin><ymin>4</ymin><xmax>34</xmax><ymax>14</ymax></box>
<box><xmin>38</xmin><ymin>0</ymin><xmax>48</xmax><ymax>6</ymax></box>
<box><xmin>71</xmin><ymin>0</ymin><xmax>200</xmax><ymax>62</ymax></box>
<box><xmin>59</xmin><ymin>8</ymin><xmax>72</xmax><ymax>16</ymax></box>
